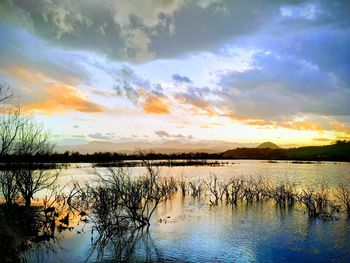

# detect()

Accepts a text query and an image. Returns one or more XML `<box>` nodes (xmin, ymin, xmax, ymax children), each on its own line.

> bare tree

<box><xmin>0</xmin><ymin>81</ymin><xmax>56</xmax><ymax>207</ymax></box>
<box><xmin>15</xmin><ymin>166</ymin><xmax>59</xmax><ymax>207</ymax></box>
<box><xmin>13</xmin><ymin>117</ymin><xmax>56</xmax><ymax>207</ymax></box>
<box><xmin>0</xmin><ymin>111</ymin><xmax>23</xmax><ymax>156</ymax></box>
<box><xmin>0</xmin><ymin>81</ymin><xmax>19</xmax><ymax>156</ymax></box>
<box><xmin>0</xmin><ymin>81</ymin><xmax>13</xmax><ymax>103</ymax></box>
<box><xmin>206</xmin><ymin>174</ymin><xmax>222</xmax><ymax>204</ymax></box>
<box><xmin>0</xmin><ymin>82</ymin><xmax>20</xmax><ymax>206</ymax></box>
<box><xmin>14</xmin><ymin>116</ymin><xmax>54</xmax><ymax>156</ymax></box>
<box><xmin>336</xmin><ymin>184</ymin><xmax>350</xmax><ymax>214</ymax></box>
<box><xmin>0</xmin><ymin>168</ymin><xmax>19</xmax><ymax>206</ymax></box>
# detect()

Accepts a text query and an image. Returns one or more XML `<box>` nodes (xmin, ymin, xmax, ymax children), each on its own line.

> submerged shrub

<box><xmin>228</xmin><ymin>179</ymin><xmax>243</xmax><ymax>205</ymax></box>
<box><xmin>89</xmin><ymin>162</ymin><xmax>177</xmax><ymax>230</ymax></box>
<box><xmin>188</xmin><ymin>180</ymin><xmax>205</xmax><ymax>197</ymax></box>
<box><xmin>297</xmin><ymin>183</ymin><xmax>335</xmax><ymax>219</ymax></box>
<box><xmin>178</xmin><ymin>177</ymin><xmax>187</xmax><ymax>196</ymax></box>
<box><xmin>272</xmin><ymin>182</ymin><xmax>296</xmax><ymax>205</ymax></box>
<box><xmin>336</xmin><ymin>184</ymin><xmax>350</xmax><ymax>215</ymax></box>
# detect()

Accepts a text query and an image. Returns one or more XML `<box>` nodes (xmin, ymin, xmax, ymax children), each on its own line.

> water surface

<box><xmin>26</xmin><ymin>160</ymin><xmax>350</xmax><ymax>262</ymax></box>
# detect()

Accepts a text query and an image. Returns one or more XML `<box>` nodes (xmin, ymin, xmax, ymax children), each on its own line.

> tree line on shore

<box><xmin>1</xmin><ymin>140</ymin><xmax>349</xmax><ymax>163</ymax></box>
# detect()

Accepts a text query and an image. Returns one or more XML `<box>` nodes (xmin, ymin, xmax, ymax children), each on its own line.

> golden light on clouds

<box><xmin>138</xmin><ymin>88</ymin><xmax>170</xmax><ymax>115</ymax></box>
<box><xmin>3</xmin><ymin>67</ymin><xmax>106</xmax><ymax>115</ymax></box>
<box><xmin>142</xmin><ymin>95</ymin><xmax>170</xmax><ymax>115</ymax></box>
<box><xmin>1</xmin><ymin>65</ymin><xmax>349</xmax><ymax>145</ymax></box>
<box><xmin>23</xmin><ymin>84</ymin><xmax>106</xmax><ymax>114</ymax></box>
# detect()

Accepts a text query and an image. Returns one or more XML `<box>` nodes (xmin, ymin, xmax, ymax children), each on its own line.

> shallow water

<box><xmin>26</xmin><ymin>160</ymin><xmax>350</xmax><ymax>262</ymax></box>
<box><xmin>58</xmin><ymin>160</ymin><xmax>350</xmax><ymax>187</ymax></box>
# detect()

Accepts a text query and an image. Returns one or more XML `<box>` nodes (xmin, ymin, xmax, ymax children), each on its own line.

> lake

<box><xmin>24</xmin><ymin>160</ymin><xmax>350</xmax><ymax>262</ymax></box>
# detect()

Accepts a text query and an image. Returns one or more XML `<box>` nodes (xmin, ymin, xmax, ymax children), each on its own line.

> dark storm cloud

<box><xmin>0</xmin><ymin>0</ymin><xmax>307</xmax><ymax>61</ymax></box>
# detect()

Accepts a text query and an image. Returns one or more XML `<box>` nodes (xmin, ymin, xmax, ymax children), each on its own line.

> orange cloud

<box><xmin>243</xmin><ymin>119</ymin><xmax>275</xmax><ymax>127</ymax></box>
<box><xmin>2</xmin><ymin>66</ymin><xmax>105</xmax><ymax>114</ymax></box>
<box><xmin>142</xmin><ymin>95</ymin><xmax>170</xmax><ymax>114</ymax></box>
<box><xmin>200</xmin><ymin>122</ymin><xmax>223</xmax><ymax>128</ymax></box>
<box><xmin>5</xmin><ymin>67</ymin><xmax>50</xmax><ymax>85</ymax></box>
<box><xmin>3</xmin><ymin>66</ymin><xmax>80</xmax><ymax>86</ymax></box>
<box><xmin>175</xmin><ymin>93</ymin><xmax>219</xmax><ymax>117</ymax></box>
<box><xmin>282</xmin><ymin>118</ymin><xmax>350</xmax><ymax>135</ymax></box>
<box><xmin>286</xmin><ymin>119</ymin><xmax>324</xmax><ymax>131</ymax></box>
<box><xmin>23</xmin><ymin>84</ymin><xmax>106</xmax><ymax>114</ymax></box>
<box><xmin>329</xmin><ymin>120</ymin><xmax>350</xmax><ymax>134</ymax></box>
<box><xmin>313</xmin><ymin>137</ymin><xmax>332</xmax><ymax>142</ymax></box>
<box><xmin>137</xmin><ymin>88</ymin><xmax>170</xmax><ymax>115</ymax></box>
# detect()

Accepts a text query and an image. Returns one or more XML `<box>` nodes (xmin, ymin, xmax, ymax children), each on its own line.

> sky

<box><xmin>0</xmin><ymin>0</ymin><xmax>349</xmax><ymax>146</ymax></box>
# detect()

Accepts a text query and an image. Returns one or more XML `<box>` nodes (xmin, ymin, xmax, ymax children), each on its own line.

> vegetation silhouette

<box><xmin>0</xmin><ymin>186</ymin><xmax>77</xmax><ymax>263</ymax></box>
<box><xmin>1</xmin><ymin>140</ymin><xmax>349</xmax><ymax>164</ymax></box>
<box><xmin>79</xmin><ymin>160</ymin><xmax>178</xmax><ymax>230</ymax></box>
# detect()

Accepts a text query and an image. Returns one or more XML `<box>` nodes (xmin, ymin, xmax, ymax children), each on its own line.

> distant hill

<box><xmin>257</xmin><ymin>142</ymin><xmax>280</xmax><ymax>149</ymax></box>
<box><xmin>222</xmin><ymin>141</ymin><xmax>350</xmax><ymax>161</ymax></box>
<box><xmin>55</xmin><ymin>140</ymin><xmax>257</xmax><ymax>154</ymax></box>
<box><xmin>222</xmin><ymin>147</ymin><xmax>285</xmax><ymax>159</ymax></box>
<box><xmin>285</xmin><ymin>142</ymin><xmax>350</xmax><ymax>160</ymax></box>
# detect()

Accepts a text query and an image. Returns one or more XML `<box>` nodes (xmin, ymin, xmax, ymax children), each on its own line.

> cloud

<box><xmin>0</xmin><ymin>26</ymin><xmax>91</xmax><ymax>86</ymax></box>
<box><xmin>278</xmin><ymin>1</ymin><xmax>350</xmax><ymax>27</ymax></box>
<box><xmin>200</xmin><ymin>122</ymin><xmax>224</xmax><ymax>128</ymax></box>
<box><xmin>175</xmin><ymin>134</ymin><xmax>194</xmax><ymax>140</ymax></box>
<box><xmin>71</xmin><ymin>134</ymin><xmax>85</xmax><ymax>138</ymax></box>
<box><xmin>150</xmin><ymin>0</ymin><xmax>304</xmax><ymax>59</ymax></box>
<box><xmin>89</xmin><ymin>133</ymin><xmax>111</xmax><ymax>140</ymax></box>
<box><xmin>2</xmin><ymin>66</ymin><xmax>106</xmax><ymax>114</ymax></box>
<box><xmin>171</xmin><ymin>48</ymin><xmax>350</xmax><ymax>135</ymax></box>
<box><xmin>1</xmin><ymin>0</ymin><xmax>350</xmax><ymax>143</ymax></box>
<box><xmin>113</xmin><ymin>66</ymin><xmax>149</xmax><ymax>104</ymax></box>
<box><xmin>155</xmin><ymin>130</ymin><xmax>193</xmax><ymax>140</ymax></box>
<box><xmin>173</xmin><ymin>134</ymin><xmax>186</xmax><ymax>139</ymax></box>
<box><xmin>174</xmin><ymin>86</ymin><xmax>219</xmax><ymax>116</ymax></box>
<box><xmin>313</xmin><ymin>137</ymin><xmax>332</xmax><ymax>142</ymax></box>
<box><xmin>155</xmin><ymin>130</ymin><xmax>170</xmax><ymax>138</ymax></box>
<box><xmin>217</xmin><ymin>52</ymin><xmax>350</xmax><ymax>119</ymax></box>
<box><xmin>0</xmin><ymin>0</ymin><xmax>308</xmax><ymax>61</ymax></box>
<box><xmin>0</xmin><ymin>0</ymin><xmax>185</xmax><ymax>61</ymax></box>
<box><xmin>172</xmin><ymin>74</ymin><xmax>192</xmax><ymax>84</ymax></box>
<box><xmin>23</xmin><ymin>83</ymin><xmax>106</xmax><ymax>114</ymax></box>
<box><xmin>142</xmin><ymin>94</ymin><xmax>170</xmax><ymax>115</ymax></box>
<box><xmin>90</xmin><ymin>87</ymin><xmax>115</xmax><ymax>97</ymax></box>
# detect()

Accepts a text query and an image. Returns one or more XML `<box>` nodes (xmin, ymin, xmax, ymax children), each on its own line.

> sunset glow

<box><xmin>1</xmin><ymin>0</ymin><xmax>349</xmax><ymax>147</ymax></box>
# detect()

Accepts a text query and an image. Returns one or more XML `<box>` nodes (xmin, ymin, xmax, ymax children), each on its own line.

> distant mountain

<box><xmin>222</xmin><ymin>141</ymin><xmax>350</xmax><ymax>161</ymax></box>
<box><xmin>256</xmin><ymin>142</ymin><xmax>280</xmax><ymax>149</ymax></box>
<box><xmin>55</xmin><ymin>140</ymin><xmax>257</xmax><ymax>154</ymax></box>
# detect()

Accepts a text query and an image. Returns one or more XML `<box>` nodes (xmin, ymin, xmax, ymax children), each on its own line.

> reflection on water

<box><xmin>2</xmin><ymin>160</ymin><xmax>350</xmax><ymax>262</ymax></box>
<box><xmin>60</xmin><ymin>160</ymin><xmax>350</xmax><ymax>188</ymax></box>
<box><xmin>0</xmin><ymin>204</ymin><xmax>68</xmax><ymax>263</ymax></box>
<box><xmin>23</xmin><ymin>194</ymin><xmax>350</xmax><ymax>262</ymax></box>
